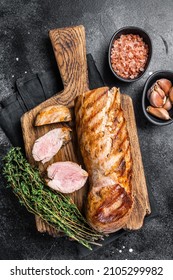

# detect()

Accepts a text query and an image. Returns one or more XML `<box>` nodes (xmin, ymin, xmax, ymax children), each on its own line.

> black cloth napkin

<box><xmin>0</xmin><ymin>53</ymin><xmax>158</xmax><ymax>257</ymax></box>
<box><xmin>0</xmin><ymin>54</ymin><xmax>104</xmax><ymax>149</ymax></box>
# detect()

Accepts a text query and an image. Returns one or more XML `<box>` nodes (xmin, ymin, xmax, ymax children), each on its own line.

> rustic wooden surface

<box><xmin>21</xmin><ymin>25</ymin><xmax>150</xmax><ymax>236</ymax></box>
<box><xmin>121</xmin><ymin>95</ymin><xmax>151</xmax><ymax>230</ymax></box>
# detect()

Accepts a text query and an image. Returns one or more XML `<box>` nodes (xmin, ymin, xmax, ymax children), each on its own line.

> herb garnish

<box><xmin>3</xmin><ymin>147</ymin><xmax>103</xmax><ymax>250</ymax></box>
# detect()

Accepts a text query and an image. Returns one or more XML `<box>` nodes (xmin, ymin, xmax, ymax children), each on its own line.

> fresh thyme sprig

<box><xmin>3</xmin><ymin>147</ymin><xmax>103</xmax><ymax>250</ymax></box>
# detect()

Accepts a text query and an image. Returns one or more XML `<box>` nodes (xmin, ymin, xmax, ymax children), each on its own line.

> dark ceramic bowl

<box><xmin>108</xmin><ymin>26</ymin><xmax>152</xmax><ymax>82</ymax></box>
<box><xmin>142</xmin><ymin>70</ymin><xmax>173</xmax><ymax>126</ymax></box>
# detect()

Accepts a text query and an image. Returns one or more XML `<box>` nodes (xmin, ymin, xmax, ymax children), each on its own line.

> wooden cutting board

<box><xmin>21</xmin><ymin>25</ymin><xmax>151</xmax><ymax>237</ymax></box>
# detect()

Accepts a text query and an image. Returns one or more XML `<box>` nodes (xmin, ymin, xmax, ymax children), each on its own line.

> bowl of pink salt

<box><xmin>108</xmin><ymin>26</ymin><xmax>152</xmax><ymax>82</ymax></box>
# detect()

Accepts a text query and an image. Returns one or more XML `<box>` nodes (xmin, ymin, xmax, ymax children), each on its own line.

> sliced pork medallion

<box><xmin>32</xmin><ymin>127</ymin><xmax>71</xmax><ymax>164</ymax></box>
<box><xmin>47</xmin><ymin>161</ymin><xmax>88</xmax><ymax>193</ymax></box>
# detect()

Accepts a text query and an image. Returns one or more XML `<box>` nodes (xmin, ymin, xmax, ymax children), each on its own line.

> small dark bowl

<box><xmin>108</xmin><ymin>26</ymin><xmax>152</xmax><ymax>82</ymax></box>
<box><xmin>142</xmin><ymin>70</ymin><xmax>173</xmax><ymax>126</ymax></box>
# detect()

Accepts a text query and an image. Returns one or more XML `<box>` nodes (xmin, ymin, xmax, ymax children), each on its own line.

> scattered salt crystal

<box><xmin>25</xmin><ymin>71</ymin><xmax>27</xmax><ymax>74</ymax></box>
<box><xmin>122</xmin><ymin>246</ymin><xmax>125</xmax><ymax>249</ymax></box>
<box><xmin>16</xmin><ymin>57</ymin><xmax>19</xmax><ymax>61</ymax></box>
<box><xmin>28</xmin><ymin>31</ymin><xmax>30</xmax><ymax>34</ymax></box>
<box><xmin>119</xmin><ymin>250</ymin><xmax>122</xmax><ymax>253</ymax></box>
<box><xmin>129</xmin><ymin>248</ymin><xmax>133</xmax><ymax>253</ymax></box>
<box><xmin>12</xmin><ymin>75</ymin><xmax>14</xmax><ymax>78</ymax></box>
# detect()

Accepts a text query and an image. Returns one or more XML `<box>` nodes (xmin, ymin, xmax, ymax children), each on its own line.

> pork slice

<box><xmin>32</xmin><ymin>127</ymin><xmax>71</xmax><ymax>164</ymax></box>
<box><xmin>35</xmin><ymin>105</ymin><xmax>72</xmax><ymax>126</ymax></box>
<box><xmin>47</xmin><ymin>161</ymin><xmax>88</xmax><ymax>193</ymax></box>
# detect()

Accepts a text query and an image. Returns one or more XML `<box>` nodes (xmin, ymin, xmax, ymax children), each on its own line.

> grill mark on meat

<box><xmin>111</xmin><ymin>121</ymin><xmax>126</xmax><ymax>150</ymax></box>
<box><xmin>112</xmin><ymin>135</ymin><xmax>128</xmax><ymax>160</ymax></box>
<box><xmin>84</xmin><ymin>87</ymin><xmax>102</xmax><ymax>100</ymax></box>
<box><xmin>77</xmin><ymin>99</ymin><xmax>108</xmax><ymax>140</ymax></box>
<box><xmin>121</xmin><ymin>140</ymin><xmax>130</xmax><ymax>158</ymax></box>
<box><xmin>104</xmin><ymin>197</ymin><xmax>132</xmax><ymax>223</ymax></box>
<box><xmin>85</xmin><ymin>88</ymin><xmax>108</xmax><ymax>110</ymax></box>
<box><xmin>106</xmin><ymin>134</ymin><xmax>128</xmax><ymax>173</ymax></box>
<box><xmin>92</xmin><ymin>184</ymin><xmax>132</xmax><ymax>224</ymax></box>
<box><xmin>75</xmin><ymin>87</ymin><xmax>102</xmax><ymax>115</ymax></box>
<box><xmin>97</xmin><ymin>199</ymin><xmax>131</xmax><ymax>223</ymax></box>
<box><xmin>83</xmin><ymin>93</ymin><xmax>107</xmax><ymax>121</ymax></box>
<box><xmin>89</xmin><ymin>118</ymin><xmax>104</xmax><ymax>133</ymax></box>
<box><xmin>119</xmin><ymin>144</ymin><xmax>131</xmax><ymax>177</ymax></box>
<box><xmin>106</xmin><ymin>89</ymin><xmax>119</xmax><ymax>116</ymax></box>
<box><xmin>107</xmin><ymin>115</ymin><xmax>125</xmax><ymax>147</ymax></box>
<box><xmin>113</xmin><ymin>109</ymin><xmax>123</xmax><ymax>123</ymax></box>
<box><xmin>84</xmin><ymin>110</ymin><xmax>104</xmax><ymax>130</ymax></box>
<box><xmin>77</xmin><ymin>94</ymin><xmax>107</xmax><ymax>131</ymax></box>
<box><xmin>127</xmin><ymin>166</ymin><xmax>133</xmax><ymax>183</ymax></box>
<box><xmin>119</xmin><ymin>135</ymin><xmax>128</xmax><ymax>150</ymax></box>
<box><xmin>104</xmin><ymin>153</ymin><xmax>124</xmax><ymax>176</ymax></box>
<box><xmin>116</xmin><ymin>158</ymin><xmax>126</xmax><ymax>176</ymax></box>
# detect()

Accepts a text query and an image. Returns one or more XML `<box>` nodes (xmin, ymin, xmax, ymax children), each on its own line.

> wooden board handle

<box><xmin>49</xmin><ymin>25</ymin><xmax>88</xmax><ymax>106</ymax></box>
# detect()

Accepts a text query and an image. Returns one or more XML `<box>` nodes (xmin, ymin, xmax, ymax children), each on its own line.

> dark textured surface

<box><xmin>0</xmin><ymin>0</ymin><xmax>173</xmax><ymax>260</ymax></box>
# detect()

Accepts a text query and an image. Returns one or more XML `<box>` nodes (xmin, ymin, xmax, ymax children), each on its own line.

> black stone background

<box><xmin>0</xmin><ymin>0</ymin><xmax>173</xmax><ymax>260</ymax></box>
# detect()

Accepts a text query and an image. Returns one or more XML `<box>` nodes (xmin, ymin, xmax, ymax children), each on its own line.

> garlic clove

<box><xmin>147</xmin><ymin>87</ymin><xmax>152</xmax><ymax>99</ymax></box>
<box><xmin>157</xmin><ymin>79</ymin><xmax>172</xmax><ymax>96</ymax></box>
<box><xmin>154</xmin><ymin>83</ymin><xmax>166</xmax><ymax>98</ymax></box>
<box><xmin>163</xmin><ymin>97</ymin><xmax>172</xmax><ymax>111</ymax></box>
<box><xmin>148</xmin><ymin>90</ymin><xmax>166</xmax><ymax>107</ymax></box>
<box><xmin>169</xmin><ymin>87</ymin><xmax>173</xmax><ymax>103</ymax></box>
<box><xmin>146</xmin><ymin>106</ymin><xmax>171</xmax><ymax>120</ymax></box>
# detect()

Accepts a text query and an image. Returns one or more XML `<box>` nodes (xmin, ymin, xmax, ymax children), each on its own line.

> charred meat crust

<box><xmin>87</xmin><ymin>184</ymin><xmax>132</xmax><ymax>232</ymax></box>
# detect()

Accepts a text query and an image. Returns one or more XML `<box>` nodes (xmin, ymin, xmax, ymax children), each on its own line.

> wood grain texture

<box><xmin>121</xmin><ymin>94</ymin><xmax>151</xmax><ymax>230</ymax></box>
<box><xmin>49</xmin><ymin>25</ymin><xmax>89</xmax><ymax>105</ymax></box>
<box><xmin>21</xmin><ymin>25</ymin><xmax>150</xmax><ymax>236</ymax></box>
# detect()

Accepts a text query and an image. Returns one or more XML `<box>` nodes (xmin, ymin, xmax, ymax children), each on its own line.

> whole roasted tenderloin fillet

<box><xmin>75</xmin><ymin>86</ymin><xmax>133</xmax><ymax>233</ymax></box>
